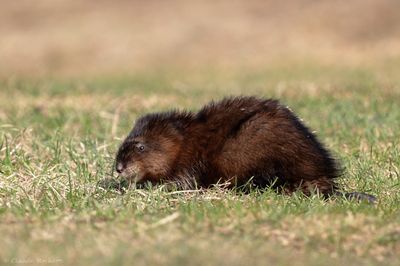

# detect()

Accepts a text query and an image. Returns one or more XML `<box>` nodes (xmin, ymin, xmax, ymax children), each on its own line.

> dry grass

<box><xmin>1</xmin><ymin>0</ymin><xmax>400</xmax><ymax>77</ymax></box>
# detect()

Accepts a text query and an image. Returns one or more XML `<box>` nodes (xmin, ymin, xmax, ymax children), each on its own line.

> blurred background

<box><xmin>1</xmin><ymin>0</ymin><xmax>400</xmax><ymax>78</ymax></box>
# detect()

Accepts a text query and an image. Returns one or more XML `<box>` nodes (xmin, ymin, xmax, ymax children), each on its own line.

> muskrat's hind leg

<box><xmin>287</xmin><ymin>177</ymin><xmax>337</xmax><ymax>197</ymax></box>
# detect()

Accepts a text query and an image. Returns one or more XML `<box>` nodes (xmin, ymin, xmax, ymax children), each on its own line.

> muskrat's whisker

<box><xmin>111</xmin><ymin>158</ymin><xmax>116</xmax><ymax>177</ymax></box>
<box><xmin>166</xmin><ymin>189</ymin><xmax>203</xmax><ymax>195</ymax></box>
<box><xmin>103</xmin><ymin>172</ymin><xmax>115</xmax><ymax>178</ymax></box>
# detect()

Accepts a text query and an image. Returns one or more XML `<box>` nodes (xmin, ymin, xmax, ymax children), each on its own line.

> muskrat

<box><xmin>115</xmin><ymin>96</ymin><xmax>376</xmax><ymax>202</ymax></box>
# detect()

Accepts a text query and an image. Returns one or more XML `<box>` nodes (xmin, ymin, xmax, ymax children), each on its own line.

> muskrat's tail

<box><xmin>335</xmin><ymin>191</ymin><xmax>377</xmax><ymax>204</ymax></box>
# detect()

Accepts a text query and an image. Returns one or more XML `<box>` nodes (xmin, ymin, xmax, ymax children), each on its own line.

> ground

<box><xmin>0</xmin><ymin>65</ymin><xmax>399</xmax><ymax>265</ymax></box>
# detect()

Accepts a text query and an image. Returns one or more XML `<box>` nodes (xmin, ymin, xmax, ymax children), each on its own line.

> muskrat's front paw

<box><xmin>97</xmin><ymin>178</ymin><xmax>129</xmax><ymax>191</ymax></box>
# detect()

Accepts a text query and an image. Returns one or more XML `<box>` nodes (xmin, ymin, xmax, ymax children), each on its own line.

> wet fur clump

<box><xmin>115</xmin><ymin>96</ymin><xmax>375</xmax><ymax>201</ymax></box>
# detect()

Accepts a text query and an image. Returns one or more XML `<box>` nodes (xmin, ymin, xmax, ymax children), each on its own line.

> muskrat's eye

<box><xmin>138</xmin><ymin>145</ymin><xmax>145</xmax><ymax>152</ymax></box>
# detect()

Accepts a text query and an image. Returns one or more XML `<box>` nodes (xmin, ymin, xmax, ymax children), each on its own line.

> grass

<box><xmin>0</xmin><ymin>64</ymin><xmax>399</xmax><ymax>265</ymax></box>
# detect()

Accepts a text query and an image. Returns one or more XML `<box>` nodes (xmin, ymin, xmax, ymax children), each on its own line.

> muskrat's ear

<box><xmin>172</xmin><ymin>120</ymin><xmax>185</xmax><ymax>132</ymax></box>
<box><xmin>169</xmin><ymin>111</ymin><xmax>192</xmax><ymax>133</ymax></box>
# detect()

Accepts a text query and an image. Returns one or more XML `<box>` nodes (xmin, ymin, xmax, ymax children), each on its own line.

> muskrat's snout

<box><xmin>116</xmin><ymin>162</ymin><xmax>124</xmax><ymax>174</ymax></box>
<box><xmin>114</xmin><ymin>157</ymin><xmax>144</xmax><ymax>182</ymax></box>
<box><xmin>114</xmin><ymin>145</ymin><xmax>133</xmax><ymax>178</ymax></box>
<box><xmin>114</xmin><ymin>161</ymin><xmax>132</xmax><ymax>178</ymax></box>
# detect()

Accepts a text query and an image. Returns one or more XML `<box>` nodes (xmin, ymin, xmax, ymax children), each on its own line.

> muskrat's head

<box><xmin>115</xmin><ymin>112</ymin><xmax>189</xmax><ymax>184</ymax></box>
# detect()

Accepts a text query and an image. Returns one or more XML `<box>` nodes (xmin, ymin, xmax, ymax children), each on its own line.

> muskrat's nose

<box><xmin>116</xmin><ymin>163</ymin><xmax>124</xmax><ymax>174</ymax></box>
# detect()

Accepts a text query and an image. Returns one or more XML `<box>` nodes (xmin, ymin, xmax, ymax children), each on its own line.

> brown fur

<box><xmin>115</xmin><ymin>96</ymin><xmax>345</xmax><ymax>196</ymax></box>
